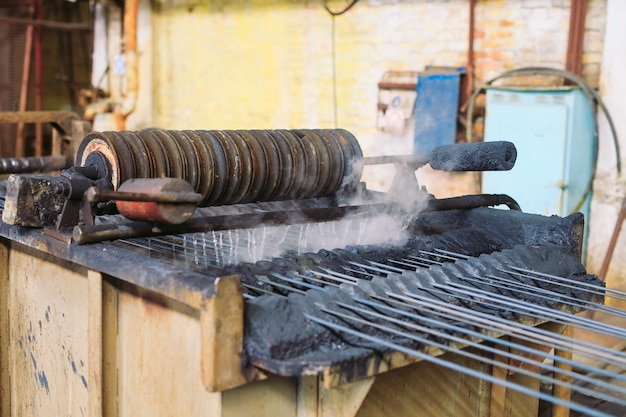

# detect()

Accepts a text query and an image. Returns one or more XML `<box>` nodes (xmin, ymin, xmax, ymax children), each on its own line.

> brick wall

<box><xmin>474</xmin><ymin>0</ymin><xmax>605</xmax><ymax>86</ymax></box>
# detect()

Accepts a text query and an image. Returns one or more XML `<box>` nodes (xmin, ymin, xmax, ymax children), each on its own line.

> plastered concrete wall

<box><xmin>142</xmin><ymin>0</ymin><xmax>607</xmax><ymax>188</ymax></box>
<box><xmin>144</xmin><ymin>0</ymin><xmax>606</xmax><ymax>179</ymax></box>
<box><xmin>146</xmin><ymin>0</ymin><xmax>605</xmax><ymax>133</ymax></box>
<box><xmin>586</xmin><ymin>0</ymin><xmax>626</xmax><ymax>305</ymax></box>
<box><xmin>149</xmin><ymin>0</ymin><xmax>471</xmax><ymax>132</ymax></box>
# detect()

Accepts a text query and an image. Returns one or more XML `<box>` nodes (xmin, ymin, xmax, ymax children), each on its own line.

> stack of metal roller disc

<box><xmin>75</xmin><ymin>129</ymin><xmax>364</xmax><ymax>206</ymax></box>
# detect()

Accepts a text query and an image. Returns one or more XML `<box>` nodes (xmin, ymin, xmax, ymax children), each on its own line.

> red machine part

<box><xmin>114</xmin><ymin>178</ymin><xmax>199</xmax><ymax>224</ymax></box>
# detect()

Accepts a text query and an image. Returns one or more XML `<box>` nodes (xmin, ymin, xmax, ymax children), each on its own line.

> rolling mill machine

<box><xmin>0</xmin><ymin>128</ymin><xmax>625</xmax><ymax>417</ymax></box>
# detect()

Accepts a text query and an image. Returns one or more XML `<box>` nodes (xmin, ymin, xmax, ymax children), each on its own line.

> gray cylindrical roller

<box><xmin>76</xmin><ymin>128</ymin><xmax>364</xmax><ymax>206</ymax></box>
<box><xmin>428</xmin><ymin>141</ymin><xmax>517</xmax><ymax>172</ymax></box>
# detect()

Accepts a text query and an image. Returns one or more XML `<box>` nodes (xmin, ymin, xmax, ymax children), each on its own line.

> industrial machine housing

<box><xmin>0</xmin><ymin>128</ymin><xmax>616</xmax><ymax>417</ymax></box>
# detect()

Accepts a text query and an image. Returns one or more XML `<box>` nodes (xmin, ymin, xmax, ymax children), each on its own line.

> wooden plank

<box><xmin>495</xmin><ymin>323</ymin><xmax>566</xmax><ymax>417</ymax></box>
<box><xmin>504</xmin><ymin>369</ymin><xmax>540</xmax><ymax>417</ymax></box>
<box><xmin>319</xmin><ymin>377</ymin><xmax>374</xmax><ymax>417</ymax></box>
<box><xmin>490</xmin><ymin>339</ymin><xmax>509</xmax><ymax>417</ymax></box>
<box><xmin>222</xmin><ymin>375</ymin><xmax>297</xmax><ymax>417</ymax></box>
<box><xmin>102</xmin><ymin>277</ymin><xmax>119</xmax><ymax>417</ymax></box>
<box><xmin>0</xmin><ymin>239</ymin><xmax>10</xmax><ymax>416</ymax></box>
<box><xmin>355</xmin><ymin>347</ymin><xmax>490</xmax><ymax>417</ymax></box>
<box><xmin>115</xmin><ymin>282</ymin><xmax>221</xmax><ymax>417</ymax></box>
<box><xmin>552</xmin><ymin>326</ymin><xmax>573</xmax><ymax>417</ymax></box>
<box><xmin>222</xmin><ymin>373</ymin><xmax>373</xmax><ymax>417</ymax></box>
<box><xmin>200</xmin><ymin>275</ymin><xmax>264</xmax><ymax>392</ymax></box>
<box><xmin>0</xmin><ymin>16</ymin><xmax>91</xmax><ymax>31</ymax></box>
<box><xmin>297</xmin><ymin>376</ymin><xmax>318</xmax><ymax>417</ymax></box>
<box><xmin>71</xmin><ymin>120</ymin><xmax>91</xmax><ymax>158</ymax></box>
<box><xmin>88</xmin><ymin>270</ymin><xmax>103</xmax><ymax>417</ymax></box>
<box><xmin>8</xmin><ymin>245</ymin><xmax>90</xmax><ymax>415</ymax></box>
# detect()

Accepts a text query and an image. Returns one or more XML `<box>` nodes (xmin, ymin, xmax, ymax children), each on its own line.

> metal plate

<box><xmin>266</xmin><ymin>130</ymin><xmax>294</xmax><ymax>201</ymax></box>
<box><xmin>168</xmin><ymin>130</ymin><xmax>200</xmax><ymax>192</ymax></box>
<box><xmin>136</xmin><ymin>130</ymin><xmax>169</xmax><ymax>178</ymax></box>
<box><xmin>149</xmin><ymin>129</ymin><xmax>185</xmax><ymax>180</ymax></box>
<box><xmin>277</xmin><ymin>130</ymin><xmax>309</xmax><ymax>199</ymax></box>
<box><xmin>236</xmin><ymin>130</ymin><xmax>268</xmax><ymax>203</ymax></box>
<box><xmin>212</xmin><ymin>130</ymin><xmax>241</xmax><ymax>205</ymax></box>
<box><xmin>196</xmin><ymin>130</ymin><xmax>229</xmax><ymax>206</ymax></box>
<box><xmin>77</xmin><ymin>132</ymin><xmax>135</xmax><ymax>189</ymax></box>
<box><xmin>314</xmin><ymin>129</ymin><xmax>345</xmax><ymax>195</ymax></box>
<box><xmin>335</xmin><ymin>129</ymin><xmax>364</xmax><ymax>191</ymax></box>
<box><xmin>117</xmin><ymin>131</ymin><xmax>151</xmax><ymax>179</ymax></box>
<box><xmin>299</xmin><ymin>129</ymin><xmax>331</xmax><ymax>198</ymax></box>
<box><xmin>250</xmin><ymin>130</ymin><xmax>282</xmax><ymax>202</ymax></box>
<box><xmin>224</xmin><ymin>131</ymin><xmax>254</xmax><ymax>204</ymax></box>
<box><xmin>182</xmin><ymin>130</ymin><xmax>215</xmax><ymax>206</ymax></box>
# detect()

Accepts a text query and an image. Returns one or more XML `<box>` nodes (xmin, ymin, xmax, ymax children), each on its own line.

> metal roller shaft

<box><xmin>0</xmin><ymin>155</ymin><xmax>70</xmax><ymax>174</ymax></box>
<box><xmin>75</xmin><ymin>129</ymin><xmax>363</xmax><ymax>206</ymax></box>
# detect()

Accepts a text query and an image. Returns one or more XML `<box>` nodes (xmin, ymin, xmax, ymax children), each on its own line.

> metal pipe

<box><xmin>598</xmin><ymin>196</ymin><xmax>626</xmax><ymax>282</ymax></box>
<box><xmin>385</xmin><ymin>291</ymin><xmax>626</xmax><ymax>368</ymax></box>
<box><xmin>565</xmin><ymin>0</ymin><xmax>588</xmax><ymax>78</ymax></box>
<box><xmin>424</xmin><ymin>194</ymin><xmax>521</xmax><ymax>211</ymax></box>
<box><xmin>115</xmin><ymin>0</ymin><xmax>139</xmax><ymax>130</ymax></box>
<box><xmin>465</xmin><ymin>274</ymin><xmax>626</xmax><ymax>320</ymax></box>
<box><xmin>466</xmin><ymin>0</ymin><xmax>476</xmax><ymax>103</ymax></box>
<box><xmin>361</xmin><ymin>293</ymin><xmax>626</xmax><ymax>378</ymax></box>
<box><xmin>509</xmin><ymin>265</ymin><xmax>626</xmax><ymax>300</ymax></box>
<box><xmin>0</xmin><ymin>156</ymin><xmax>70</xmax><ymax>174</ymax></box>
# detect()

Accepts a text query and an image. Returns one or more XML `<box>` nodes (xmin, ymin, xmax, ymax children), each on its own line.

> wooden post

<box><xmin>490</xmin><ymin>340</ymin><xmax>509</xmax><ymax>417</ymax></box>
<box><xmin>552</xmin><ymin>326</ymin><xmax>573</xmax><ymax>417</ymax></box>
<box><xmin>16</xmin><ymin>8</ymin><xmax>34</xmax><ymax>158</ymax></box>
<box><xmin>71</xmin><ymin>120</ymin><xmax>91</xmax><ymax>161</ymax></box>
<box><xmin>200</xmin><ymin>275</ymin><xmax>261</xmax><ymax>392</ymax></box>
<box><xmin>319</xmin><ymin>377</ymin><xmax>374</xmax><ymax>417</ymax></box>
<box><xmin>87</xmin><ymin>270</ymin><xmax>103</xmax><ymax>417</ymax></box>
<box><xmin>0</xmin><ymin>239</ymin><xmax>10</xmax><ymax>416</ymax></box>
<box><xmin>101</xmin><ymin>278</ymin><xmax>119</xmax><ymax>417</ymax></box>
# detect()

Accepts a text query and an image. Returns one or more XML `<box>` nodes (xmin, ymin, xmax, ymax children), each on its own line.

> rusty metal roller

<box><xmin>75</xmin><ymin>128</ymin><xmax>364</xmax><ymax>206</ymax></box>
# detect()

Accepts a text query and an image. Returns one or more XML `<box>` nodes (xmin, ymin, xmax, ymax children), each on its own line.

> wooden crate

<box><xmin>0</xmin><ymin>238</ymin><xmax>571</xmax><ymax>417</ymax></box>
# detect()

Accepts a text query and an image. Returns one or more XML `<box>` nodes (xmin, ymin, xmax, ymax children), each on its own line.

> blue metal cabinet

<box><xmin>413</xmin><ymin>68</ymin><xmax>464</xmax><ymax>156</ymax></box>
<box><xmin>482</xmin><ymin>87</ymin><xmax>595</xmax><ymax>253</ymax></box>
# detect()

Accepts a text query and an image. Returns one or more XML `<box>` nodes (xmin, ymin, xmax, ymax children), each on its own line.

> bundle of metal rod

<box><xmin>112</xmin><ymin>225</ymin><xmax>626</xmax><ymax>416</ymax></box>
<box><xmin>75</xmin><ymin>129</ymin><xmax>363</xmax><ymax>205</ymax></box>
<box><xmin>290</xmin><ymin>252</ymin><xmax>623</xmax><ymax>416</ymax></box>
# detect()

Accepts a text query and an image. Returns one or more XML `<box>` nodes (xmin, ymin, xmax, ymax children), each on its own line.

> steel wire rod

<box><xmin>437</xmin><ymin>282</ymin><xmax>626</xmax><ymax>340</ymax></box>
<box><xmin>508</xmin><ymin>266</ymin><xmax>626</xmax><ymax>300</ymax></box>
<box><xmin>474</xmin><ymin>274</ymin><xmax>626</xmax><ymax>320</ymax></box>
<box><xmin>393</xmin><ymin>289</ymin><xmax>626</xmax><ymax>366</ymax></box>
<box><xmin>350</xmin><ymin>295</ymin><xmax>626</xmax><ymax>387</ymax></box>
<box><xmin>304</xmin><ymin>314</ymin><xmax>614</xmax><ymax>417</ymax></box>
<box><xmin>323</xmin><ymin>302</ymin><xmax>626</xmax><ymax>403</ymax></box>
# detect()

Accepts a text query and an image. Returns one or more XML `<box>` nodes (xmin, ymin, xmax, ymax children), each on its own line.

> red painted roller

<box><xmin>115</xmin><ymin>178</ymin><xmax>198</xmax><ymax>224</ymax></box>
